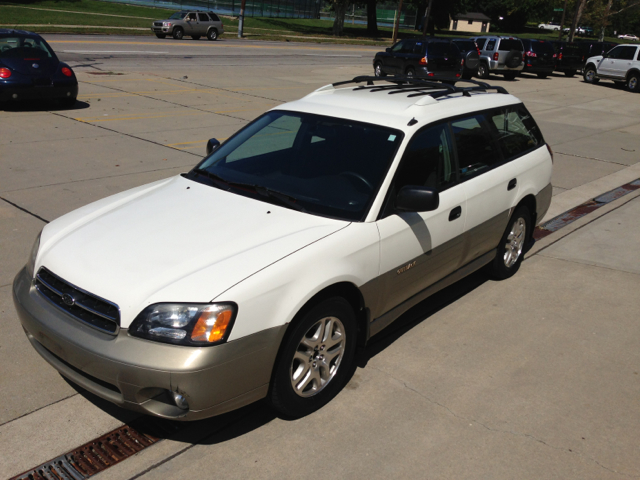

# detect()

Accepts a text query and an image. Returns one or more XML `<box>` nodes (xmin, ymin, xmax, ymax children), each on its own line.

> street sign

<box><xmin>554</xmin><ymin>8</ymin><xmax>563</xmax><ymax>11</ymax></box>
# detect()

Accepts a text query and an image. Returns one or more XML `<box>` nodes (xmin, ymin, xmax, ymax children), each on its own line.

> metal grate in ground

<box><xmin>534</xmin><ymin>179</ymin><xmax>640</xmax><ymax>240</ymax></box>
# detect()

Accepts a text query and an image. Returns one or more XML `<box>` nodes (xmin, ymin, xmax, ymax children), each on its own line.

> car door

<box><xmin>384</xmin><ymin>40</ymin><xmax>409</xmax><ymax>74</ymax></box>
<box><xmin>375</xmin><ymin>122</ymin><xmax>466</xmax><ymax>319</ymax></box>
<box><xmin>184</xmin><ymin>12</ymin><xmax>198</xmax><ymax>36</ymax></box>
<box><xmin>197</xmin><ymin>13</ymin><xmax>211</xmax><ymax>35</ymax></box>
<box><xmin>610</xmin><ymin>46</ymin><xmax>638</xmax><ymax>77</ymax></box>
<box><xmin>458</xmin><ymin>106</ymin><xmax>545</xmax><ymax>264</ymax></box>
<box><xmin>598</xmin><ymin>45</ymin><xmax>624</xmax><ymax>76</ymax></box>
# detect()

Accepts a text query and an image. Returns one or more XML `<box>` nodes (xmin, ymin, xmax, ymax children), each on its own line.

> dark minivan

<box><xmin>374</xmin><ymin>38</ymin><xmax>463</xmax><ymax>81</ymax></box>
<box><xmin>451</xmin><ymin>38</ymin><xmax>480</xmax><ymax>79</ymax></box>
<box><xmin>521</xmin><ymin>39</ymin><xmax>556</xmax><ymax>78</ymax></box>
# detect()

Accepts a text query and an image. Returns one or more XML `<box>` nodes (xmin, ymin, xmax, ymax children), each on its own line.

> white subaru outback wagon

<box><xmin>13</xmin><ymin>77</ymin><xmax>552</xmax><ymax>420</ymax></box>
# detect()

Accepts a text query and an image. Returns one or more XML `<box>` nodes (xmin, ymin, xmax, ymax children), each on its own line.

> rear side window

<box><xmin>499</xmin><ymin>40</ymin><xmax>523</xmax><ymax>51</ymax></box>
<box><xmin>489</xmin><ymin>106</ymin><xmax>544</xmax><ymax>160</ymax></box>
<box><xmin>198</xmin><ymin>13</ymin><xmax>210</xmax><ymax>21</ymax></box>
<box><xmin>486</xmin><ymin>40</ymin><xmax>496</xmax><ymax>51</ymax></box>
<box><xmin>209</xmin><ymin>13</ymin><xmax>220</xmax><ymax>21</ymax></box>
<box><xmin>451</xmin><ymin>114</ymin><xmax>502</xmax><ymax>179</ymax></box>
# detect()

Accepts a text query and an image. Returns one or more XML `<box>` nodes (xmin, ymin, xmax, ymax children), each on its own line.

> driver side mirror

<box><xmin>206</xmin><ymin>138</ymin><xmax>221</xmax><ymax>155</ymax></box>
<box><xmin>395</xmin><ymin>186</ymin><xmax>439</xmax><ymax>212</ymax></box>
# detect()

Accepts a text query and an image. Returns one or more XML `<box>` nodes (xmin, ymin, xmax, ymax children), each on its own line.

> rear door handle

<box><xmin>449</xmin><ymin>206</ymin><xmax>462</xmax><ymax>221</ymax></box>
<box><xmin>508</xmin><ymin>178</ymin><xmax>517</xmax><ymax>191</ymax></box>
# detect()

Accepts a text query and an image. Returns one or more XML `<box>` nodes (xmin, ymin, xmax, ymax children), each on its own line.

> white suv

<box><xmin>584</xmin><ymin>43</ymin><xmax>640</xmax><ymax>92</ymax></box>
<box><xmin>13</xmin><ymin>77</ymin><xmax>553</xmax><ymax>420</ymax></box>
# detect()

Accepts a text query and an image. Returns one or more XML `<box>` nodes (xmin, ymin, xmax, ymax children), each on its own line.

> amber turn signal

<box><xmin>191</xmin><ymin>308</ymin><xmax>233</xmax><ymax>343</ymax></box>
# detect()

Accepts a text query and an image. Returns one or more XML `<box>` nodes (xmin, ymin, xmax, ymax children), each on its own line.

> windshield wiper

<box><xmin>254</xmin><ymin>186</ymin><xmax>307</xmax><ymax>213</ymax></box>
<box><xmin>193</xmin><ymin>169</ymin><xmax>232</xmax><ymax>190</ymax></box>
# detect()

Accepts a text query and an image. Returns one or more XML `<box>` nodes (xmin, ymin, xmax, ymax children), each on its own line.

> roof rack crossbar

<box><xmin>331</xmin><ymin>76</ymin><xmax>509</xmax><ymax>100</ymax></box>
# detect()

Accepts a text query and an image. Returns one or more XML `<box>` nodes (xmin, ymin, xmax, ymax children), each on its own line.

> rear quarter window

<box><xmin>488</xmin><ymin>106</ymin><xmax>544</xmax><ymax>160</ymax></box>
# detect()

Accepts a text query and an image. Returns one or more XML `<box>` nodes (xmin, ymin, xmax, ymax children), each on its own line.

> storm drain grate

<box><xmin>534</xmin><ymin>178</ymin><xmax>640</xmax><ymax>240</ymax></box>
<box><xmin>10</xmin><ymin>418</ymin><xmax>182</xmax><ymax>480</ymax></box>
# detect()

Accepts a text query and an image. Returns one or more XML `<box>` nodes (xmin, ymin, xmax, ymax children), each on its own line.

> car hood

<box><xmin>37</xmin><ymin>175</ymin><xmax>348</xmax><ymax>327</ymax></box>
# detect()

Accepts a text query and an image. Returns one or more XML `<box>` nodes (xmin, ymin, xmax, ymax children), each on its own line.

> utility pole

<box><xmin>392</xmin><ymin>0</ymin><xmax>403</xmax><ymax>44</ymax></box>
<box><xmin>422</xmin><ymin>0</ymin><xmax>434</xmax><ymax>36</ymax></box>
<box><xmin>558</xmin><ymin>0</ymin><xmax>568</xmax><ymax>41</ymax></box>
<box><xmin>238</xmin><ymin>0</ymin><xmax>247</xmax><ymax>38</ymax></box>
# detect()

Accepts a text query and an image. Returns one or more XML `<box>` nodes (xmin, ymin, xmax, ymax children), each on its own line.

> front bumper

<box><xmin>0</xmin><ymin>83</ymin><xmax>78</xmax><ymax>102</ymax></box>
<box><xmin>13</xmin><ymin>267</ymin><xmax>287</xmax><ymax>420</ymax></box>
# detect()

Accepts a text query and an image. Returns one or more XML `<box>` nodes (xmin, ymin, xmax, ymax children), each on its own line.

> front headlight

<box><xmin>163</xmin><ymin>21</ymin><xmax>172</xmax><ymax>27</ymax></box>
<box><xmin>129</xmin><ymin>303</ymin><xmax>236</xmax><ymax>346</ymax></box>
<box><xmin>26</xmin><ymin>231</ymin><xmax>41</xmax><ymax>279</ymax></box>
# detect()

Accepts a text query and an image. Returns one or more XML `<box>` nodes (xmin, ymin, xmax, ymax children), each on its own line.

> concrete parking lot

<box><xmin>1</xmin><ymin>35</ymin><xmax>639</xmax><ymax>479</ymax></box>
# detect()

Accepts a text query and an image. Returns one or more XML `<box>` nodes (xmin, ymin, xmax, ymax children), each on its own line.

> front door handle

<box><xmin>449</xmin><ymin>206</ymin><xmax>462</xmax><ymax>221</ymax></box>
<box><xmin>508</xmin><ymin>178</ymin><xmax>517</xmax><ymax>191</ymax></box>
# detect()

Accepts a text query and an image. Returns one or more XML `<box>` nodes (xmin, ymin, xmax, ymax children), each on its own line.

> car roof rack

<box><xmin>332</xmin><ymin>76</ymin><xmax>508</xmax><ymax>100</ymax></box>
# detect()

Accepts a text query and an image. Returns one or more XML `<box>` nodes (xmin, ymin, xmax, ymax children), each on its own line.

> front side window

<box><xmin>187</xmin><ymin>12</ymin><xmax>197</xmax><ymax>21</ymax></box>
<box><xmin>394</xmin><ymin>123</ymin><xmax>456</xmax><ymax>193</ymax></box>
<box><xmin>489</xmin><ymin>106</ymin><xmax>543</xmax><ymax>160</ymax></box>
<box><xmin>607</xmin><ymin>46</ymin><xmax>623</xmax><ymax>59</ymax></box>
<box><xmin>390</xmin><ymin>40</ymin><xmax>408</xmax><ymax>53</ymax></box>
<box><xmin>451</xmin><ymin>114</ymin><xmax>502</xmax><ymax>179</ymax></box>
<box><xmin>192</xmin><ymin>111</ymin><xmax>403</xmax><ymax>221</ymax></box>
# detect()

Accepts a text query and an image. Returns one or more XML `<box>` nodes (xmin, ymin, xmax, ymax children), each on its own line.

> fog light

<box><xmin>12</xmin><ymin>93</ymin><xmax>18</xmax><ymax>99</ymax></box>
<box><xmin>66</xmin><ymin>92</ymin><xmax>71</xmax><ymax>96</ymax></box>
<box><xmin>173</xmin><ymin>392</ymin><xmax>189</xmax><ymax>410</ymax></box>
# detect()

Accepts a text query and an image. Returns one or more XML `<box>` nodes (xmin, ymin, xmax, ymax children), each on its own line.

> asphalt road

<box><xmin>1</xmin><ymin>34</ymin><xmax>639</xmax><ymax>480</ymax></box>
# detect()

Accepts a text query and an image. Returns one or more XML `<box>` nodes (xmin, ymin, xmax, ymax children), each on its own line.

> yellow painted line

<box><xmin>47</xmin><ymin>39</ymin><xmax>375</xmax><ymax>53</ymax></box>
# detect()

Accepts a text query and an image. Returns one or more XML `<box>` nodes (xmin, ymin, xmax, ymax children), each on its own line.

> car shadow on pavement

<box><xmin>0</xmin><ymin>100</ymin><xmax>90</xmax><ymax>112</ymax></box>
<box><xmin>357</xmin><ymin>269</ymin><xmax>489</xmax><ymax>369</ymax></box>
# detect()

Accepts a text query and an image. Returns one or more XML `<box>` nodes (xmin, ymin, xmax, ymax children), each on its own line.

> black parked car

<box><xmin>373</xmin><ymin>38</ymin><xmax>464</xmax><ymax>81</ymax></box>
<box><xmin>521</xmin><ymin>39</ymin><xmax>556</xmax><ymax>78</ymax></box>
<box><xmin>0</xmin><ymin>29</ymin><xmax>77</xmax><ymax>107</ymax></box>
<box><xmin>451</xmin><ymin>38</ymin><xmax>480</xmax><ymax>79</ymax></box>
<box><xmin>551</xmin><ymin>41</ymin><xmax>617</xmax><ymax>77</ymax></box>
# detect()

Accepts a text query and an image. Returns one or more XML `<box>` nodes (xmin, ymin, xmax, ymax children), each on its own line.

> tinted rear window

<box><xmin>530</xmin><ymin>41</ymin><xmax>555</xmax><ymax>54</ymax></box>
<box><xmin>499</xmin><ymin>40</ymin><xmax>524</xmax><ymax>51</ymax></box>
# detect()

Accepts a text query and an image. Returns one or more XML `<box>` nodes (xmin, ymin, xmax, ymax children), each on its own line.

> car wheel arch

<box><xmin>512</xmin><ymin>194</ymin><xmax>537</xmax><ymax>241</ymax></box>
<box><xmin>626</xmin><ymin>69</ymin><xmax>640</xmax><ymax>81</ymax></box>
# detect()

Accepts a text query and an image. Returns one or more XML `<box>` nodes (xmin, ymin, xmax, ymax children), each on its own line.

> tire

<box><xmin>504</xmin><ymin>49</ymin><xmax>522</xmax><ymax>68</ymax></box>
<box><xmin>172</xmin><ymin>27</ymin><xmax>184</xmax><ymax>40</ymax></box>
<box><xmin>583</xmin><ymin>66</ymin><xmax>599</xmax><ymax>83</ymax></box>
<box><xmin>374</xmin><ymin>61</ymin><xmax>386</xmax><ymax>77</ymax></box>
<box><xmin>477</xmin><ymin>62</ymin><xmax>489</xmax><ymax>79</ymax></box>
<box><xmin>155</xmin><ymin>33</ymin><xmax>166</xmax><ymax>39</ymax></box>
<box><xmin>268</xmin><ymin>297</ymin><xmax>357</xmax><ymax>418</ymax></box>
<box><xmin>191</xmin><ymin>35</ymin><xmax>201</xmax><ymax>40</ymax></box>
<box><xmin>207</xmin><ymin>28</ymin><xmax>218</xmax><ymax>41</ymax></box>
<box><xmin>503</xmin><ymin>71</ymin><xmax>517</xmax><ymax>80</ymax></box>
<box><xmin>537</xmin><ymin>73</ymin><xmax>548</xmax><ymax>79</ymax></box>
<box><xmin>405</xmin><ymin>67</ymin><xmax>415</xmax><ymax>78</ymax></box>
<box><xmin>488</xmin><ymin>206</ymin><xmax>531</xmax><ymax>280</ymax></box>
<box><xmin>564</xmin><ymin>69</ymin><xmax>576</xmax><ymax>77</ymax></box>
<box><xmin>627</xmin><ymin>73</ymin><xmax>640</xmax><ymax>92</ymax></box>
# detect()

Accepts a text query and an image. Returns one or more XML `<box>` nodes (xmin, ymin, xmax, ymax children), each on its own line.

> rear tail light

<box><xmin>560</xmin><ymin>53</ymin><xmax>564</xmax><ymax>61</ymax></box>
<box><xmin>419</xmin><ymin>56</ymin><xmax>428</xmax><ymax>65</ymax></box>
<box><xmin>427</xmin><ymin>73</ymin><xmax>434</xmax><ymax>77</ymax></box>
<box><xmin>526</xmin><ymin>51</ymin><xmax>537</xmax><ymax>57</ymax></box>
<box><xmin>493</xmin><ymin>52</ymin><xmax>499</xmax><ymax>61</ymax></box>
<box><xmin>546</xmin><ymin>144</ymin><xmax>554</xmax><ymax>163</ymax></box>
<box><xmin>61</xmin><ymin>67</ymin><xmax>73</xmax><ymax>77</ymax></box>
<box><xmin>460</xmin><ymin>58</ymin><xmax>464</xmax><ymax>65</ymax></box>
<box><xmin>456</xmin><ymin>73</ymin><xmax>461</xmax><ymax>77</ymax></box>
<box><xmin>0</xmin><ymin>68</ymin><xmax>11</xmax><ymax>78</ymax></box>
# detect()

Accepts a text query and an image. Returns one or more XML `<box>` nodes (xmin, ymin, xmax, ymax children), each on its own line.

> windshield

<box><xmin>169</xmin><ymin>12</ymin><xmax>187</xmax><ymax>19</ymax></box>
<box><xmin>0</xmin><ymin>35</ymin><xmax>54</xmax><ymax>59</ymax></box>
<box><xmin>190</xmin><ymin>111</ymin><xmax>404</xmax><ymax>221</ymax></box>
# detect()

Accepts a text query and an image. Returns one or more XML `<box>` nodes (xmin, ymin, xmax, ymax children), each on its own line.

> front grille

<box><xmin>153</xmin><ymin>22</ymin><xmax>163</xmax><ymax>26</ymax></box>
<box><xmin>35</xmin><ymin>267</ymin><xmax>120</xmax><ymax>334</ymax></box>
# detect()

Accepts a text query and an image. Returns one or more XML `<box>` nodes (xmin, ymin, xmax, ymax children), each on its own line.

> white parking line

<box><xmin>63</xmin><ymin>50</ymin><xmax>169</xmax><ymax>54</ymax></box>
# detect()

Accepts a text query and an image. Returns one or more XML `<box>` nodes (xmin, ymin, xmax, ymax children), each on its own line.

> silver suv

<box><xmin>152</xmin><ymin>11</ymin><xmax>224</xmax><ymax>41</ymax></box>
<box><xmin>584</xmin><ymin>44</ymin><xmax>640</xmax><ymax>92</ymax></box>
<box><xmin>473</xmin><ymin>36</ymin><xmax>524</xmax><ymax>80</ymax></box>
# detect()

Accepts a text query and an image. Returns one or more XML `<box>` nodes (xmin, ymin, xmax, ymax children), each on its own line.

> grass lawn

<box><xmin>0</xmin><ymin>0</ymin><xmax>624</xmax><ymax>45</ymax></box>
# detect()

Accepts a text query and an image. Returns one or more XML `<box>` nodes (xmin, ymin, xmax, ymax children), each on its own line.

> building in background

<box><xmin>450</xmin><ymin>12</ymin><xmax>490</xmax><ymax>33</ymax></box>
